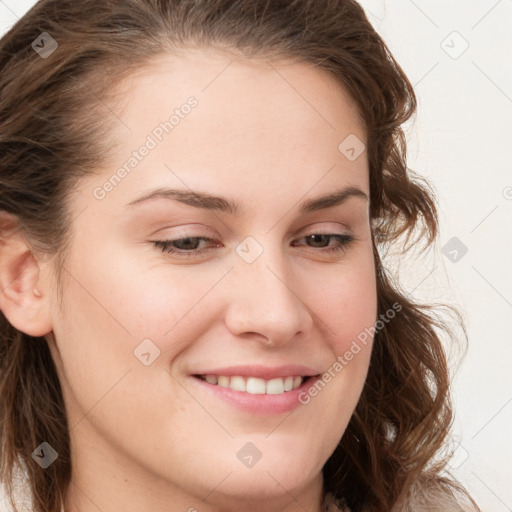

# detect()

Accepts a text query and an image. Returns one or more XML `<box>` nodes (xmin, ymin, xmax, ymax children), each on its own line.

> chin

<box><xmin>214</xmin><ymin>461</ymin><xmax>316</xmax><ymax>501</ymax></box>
<box><xmin>206</xmin><ymin>440</ymin><xmax>322</xmax><ymax>500</ymax></box>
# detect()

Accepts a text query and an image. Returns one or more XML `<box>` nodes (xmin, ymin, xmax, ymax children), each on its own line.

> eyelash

<box><xmin>151</xmin><ymin>233</ymin><xmax>355</xmax><ymax>258</ymax></box>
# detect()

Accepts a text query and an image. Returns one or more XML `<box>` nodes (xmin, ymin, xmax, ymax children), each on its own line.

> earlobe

<box><xmin>0</xmin><ymin>212</ymin><xmax>53</xmax><ymax>337</ymax></box>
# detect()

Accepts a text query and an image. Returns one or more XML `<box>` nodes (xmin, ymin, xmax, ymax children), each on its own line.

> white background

<box><xmin>1</xmin><ymin>1</ymin><xmax>511</xmax><ymax>511</ymax></box>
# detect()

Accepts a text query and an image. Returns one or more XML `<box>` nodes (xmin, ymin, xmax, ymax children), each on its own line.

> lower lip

<box><xmin>189</xmin><ymin>375</ymin><xmax>320</xmax><ymax>414</ymax></box>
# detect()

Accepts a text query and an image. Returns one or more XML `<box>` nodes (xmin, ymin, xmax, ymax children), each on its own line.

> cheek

<box><xmin>298</xmin><ymin>253</ymin><xmax>377</xmax><ymax>411</ymax></box>
<box><xmin>52</xmin><ymin>254</ymin><xmax>213</xmax><ymax>461</ymax></box>
<box><xmin>61</xmin><ymin>253</ymin><xmax>218</xmax><ymax>353</ymax></box>
<box><xmin>51</xmin><ymin>247</ymin><xmax>206</xmax><ymax>411</ymax></box>
<box><xmin>304</xmin><ymin>255</ymin><xmax>377</xmax><ymax>353</ymax></box>
<box><xmin>52</xmin><ymin>250</ymin><xmax>239</xmax><ymax>440</ymax></box>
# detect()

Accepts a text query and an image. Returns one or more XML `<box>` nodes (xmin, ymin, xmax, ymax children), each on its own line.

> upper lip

<box><xmin>192</xmin><ymin>365</ymin><xmax>321</xmax><ymax>380</ymax></box>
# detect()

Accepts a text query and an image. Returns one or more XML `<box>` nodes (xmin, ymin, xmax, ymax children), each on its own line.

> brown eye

<box><xmin>152</xmin><ymin>236</ymin><xmax>217</xmax><ymax>256</ymax></box>
<box><xmin>292</xmin><ymin>233</ymin><xmax>354</xmax><ymax>254</ymax></box>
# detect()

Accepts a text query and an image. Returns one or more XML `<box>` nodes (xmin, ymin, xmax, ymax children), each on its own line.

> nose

<box><xmin>224</xmin><ymin>241</ymin><xmax>314</xmax><ymax>347</ymax></box>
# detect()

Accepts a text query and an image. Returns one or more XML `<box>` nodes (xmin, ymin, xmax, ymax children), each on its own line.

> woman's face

<box><xmin>44</xmin><ymin>49</ymin><xmax>377</xmax><ymax>510</ymax></box>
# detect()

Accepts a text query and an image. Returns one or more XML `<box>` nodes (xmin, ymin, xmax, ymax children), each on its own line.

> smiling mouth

<box><xmin>194</xmin><ymin>374</ymin><xmax>315</xmax><ymax>395</ymax></box>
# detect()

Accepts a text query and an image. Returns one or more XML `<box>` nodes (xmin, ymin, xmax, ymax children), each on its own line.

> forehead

<box><xmin>115</xmin><ymin>47</ymin><xmax>364</xmax><ymax>133</ymax></box>
<box><xmin>76</xmin><ymin>48</ymin><xmax>369</xmax><ymax>216</ymax></box>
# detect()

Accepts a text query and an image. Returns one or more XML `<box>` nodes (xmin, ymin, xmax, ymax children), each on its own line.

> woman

<box><xmin>0</xmin><ymin>1</ymin><xmax>481</xmax><ymax>511</ymax></box>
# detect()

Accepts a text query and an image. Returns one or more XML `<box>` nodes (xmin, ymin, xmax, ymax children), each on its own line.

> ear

<box><xmin>0</xmin><ymin>212</ymin><xmax>53</xmax><ymax>337</ymax></box>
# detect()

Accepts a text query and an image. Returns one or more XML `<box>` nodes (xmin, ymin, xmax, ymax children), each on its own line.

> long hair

<box><xmin>0</xmin><ymin>1</ymin><xmax>479</xmax><ymax>511</ymax></box>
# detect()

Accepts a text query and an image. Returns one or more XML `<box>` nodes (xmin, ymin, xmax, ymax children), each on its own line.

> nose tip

<box><xmin>224</xmin><ymin>250</ymin><xmax>313</xmax><ymax>347</ymax></box>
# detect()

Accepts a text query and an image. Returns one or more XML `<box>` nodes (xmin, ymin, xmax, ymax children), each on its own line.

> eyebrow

<box><xmin>126</xmin><ymin>185</ymin><xmax>368</xmax><ymax>215</ymax></box>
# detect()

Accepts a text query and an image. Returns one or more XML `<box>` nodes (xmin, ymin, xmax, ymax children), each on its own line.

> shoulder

<box><xmin>390</xmin><ymin>473</ymin><xmax>481</xmax><ymax>512</ymax></box>
<box><xmin>323</xmin><ymin>473</ymin><xmax>480</xmax><ymax>512</ymax></box>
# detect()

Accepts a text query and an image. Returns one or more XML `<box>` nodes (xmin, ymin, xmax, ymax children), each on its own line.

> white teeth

<box><xmin>266</xmin><ymin>377</ymin><xmax>285</xmax><ymax>394</ymax></box>
<box><xmin>217</xmin><ymin>376</ymin><xmax>230</xmax><ymax>388</ymax></box>
<box><xmin>246</xmin><ymin>377</ymin><xmax>266</xmax><ymax>394</ymax></box>
<box><xmin>284</xmin><ymin>376</ymin><xmax>294</xmax><ymax>392</ymax></box>
<box><xmin>200</xmin><ymin>375</ymin><xmax>305</xmax><ymax>394</ymax></box>
<box><xmin>230</xmin><ymin>376</ymin><xmax>246</xmax><ymax>392</ymax></box>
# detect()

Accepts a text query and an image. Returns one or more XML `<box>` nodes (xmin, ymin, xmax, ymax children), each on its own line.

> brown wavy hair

<box><xmin>0</xmin><ymin>1</ymin><xmax>480</xmax><ymax>511</ymax></box>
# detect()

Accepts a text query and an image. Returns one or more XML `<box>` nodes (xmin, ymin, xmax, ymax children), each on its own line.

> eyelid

<box><xmin>151</xmin><ymin>224</ymin><xmax>217</xmax><ymax>239</ymax></box>
<box><xmin>301</xmin><ymin>222</ymin><xmax>350</xmax><ymax>234</ymax></box>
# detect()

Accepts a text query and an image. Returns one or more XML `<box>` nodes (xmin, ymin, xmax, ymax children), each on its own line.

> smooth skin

<box><xmin>0</xmin><ymin>48</ymin><xmax>377</xmax><ymax>512</ymax></box>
